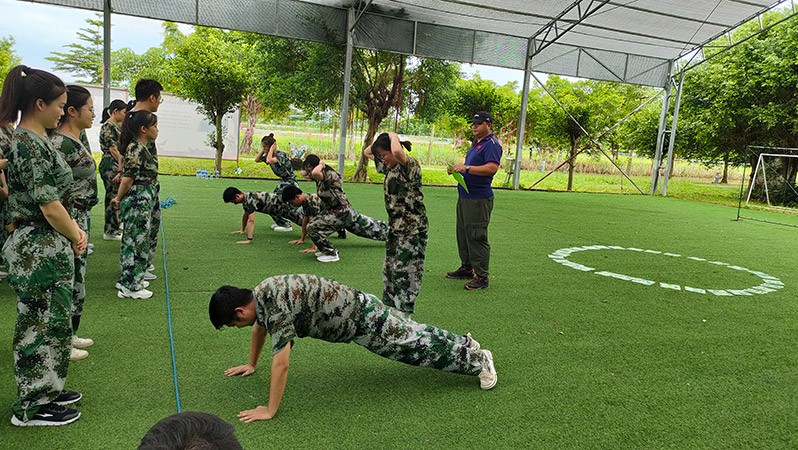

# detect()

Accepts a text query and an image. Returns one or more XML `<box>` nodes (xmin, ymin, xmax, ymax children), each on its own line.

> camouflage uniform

<box><xmin>0</xmin><ymin>125</ymin><xmax>12</xmax><ymax>269</ymax></box>
<box><xmin>52</xmin><ymin>132</ymin><xmax>99</xmax><ymax>326</ymax></box>
<box><xmin>98</xmin><ymin>121</ymin><xmax>122</xmax><ymax>235</ymax></box>
<box><xmin>264</xmin><ymin>150</ymin><xmax>298</xmax><ymax>227</ymax></box>
<box><xmin>118</xmin><ymin>140</ymin><xmax>157</xmax><ymax>291</ymax></box>
<box><xmin>381</xmin><ymin>157</ymin><xmax>428</xmax><ymax>314</ymax></box>
<box><xmin>128</xmin><ymin>109</ymin><xmax>160</xmax><ymax>266</ymax></box>
<box><xmin>3</xmin><ymin>128</ymin><xmax>75</xmax><ymax>421</ymax></box>
<box><xmin>308</xmin><ymin>166</ymin><xmax>388</xmax><ymax>256</ymax></box>
<box><xmin>254</xmin><ymin>274</ymin><xmax>483</xmax><ymax>375</ymax></box>
<box><xmin>242</xmin><ymin>191</ymin><xmax>303</xmax><ymax>227</ymax></box>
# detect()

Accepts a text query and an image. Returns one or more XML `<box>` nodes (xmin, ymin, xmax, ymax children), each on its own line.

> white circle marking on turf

<box><xmin>548</xmin><ymin>245</ymin><xmax>784</xmax><ymax>296</ymax></box>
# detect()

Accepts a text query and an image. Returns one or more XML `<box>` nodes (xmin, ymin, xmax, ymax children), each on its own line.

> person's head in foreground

<box><xmin>280</xmin><ymin>185</ymin><xmax>306</xmax><ymax>207</ymax></box>
<box><xmin>222</xmin><ymin>187</ymin><xmax>245</xmax><ymax>204</ymax></box>
<box><xmin>138</xmin><ymin>411</ymin><xmax>242</xmax><ymax>450</ymax></box>
<box><xmin>370</xmin><ymin>132</ymin><xmax>412</xmax><ymax>169</ymax></box>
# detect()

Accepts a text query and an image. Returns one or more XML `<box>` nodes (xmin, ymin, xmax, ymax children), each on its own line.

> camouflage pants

<box><xmin>382</xmin><ymin>229</ymin><xmax>428</xmax><ymax>314</ymax></box>
<box><xmin>3</xmin><ymin>226</ymin><xmax>75</xmax><ymax>420</ymax></box>
<box><xmin>309</xmin><ymin>209</ymin><xmax>388</xmax><ymax>256</ymax></box>
<box><xmin>265</xmin><ymin>188</ymin><xmax>303</xmax><ymax>228</ymax></box>
<box><xmin>148</xmin><ymin>183</ymin><xmax>161</xmax><ymax>266</ymax></box>
<box><xmin>119</xmin><ymin>184</ymin><xmax>155</xmax><ymax>290</ymax></box>
<box><xmin>99</xmin><ymin>155</ymin><xmax>121</xmax><ymax>235</ymax></box>
<box><xmin>353</xmin><ymin>293</ymin><xmax>482</xmax><ymax>376</ymax></box>
<box><xmin>71</xmin><ymin>208</ymin><xmax>90</xmax><ymax>321</ymax></box>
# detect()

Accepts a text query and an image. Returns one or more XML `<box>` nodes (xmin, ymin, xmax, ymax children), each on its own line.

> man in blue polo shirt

<box><xmin>446</xmin><ymin>111</ymin><xmax>502</xmax><ymax>290</ymax></box>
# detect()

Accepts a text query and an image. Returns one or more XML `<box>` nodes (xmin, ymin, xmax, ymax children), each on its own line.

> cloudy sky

<box><xmin>0</xmin><ymin>0</ymin><xmax>524</xmax><ymax>86</ymax></box>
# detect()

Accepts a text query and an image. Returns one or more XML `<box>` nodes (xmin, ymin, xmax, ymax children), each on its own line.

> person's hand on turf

<box><xmin>225</xmin><ymin>364</ymin><xmax>256</xmax><ymax>377</ymax></box>
<box><xmin>299</xmin><ymin>247</ymin><xmax>316</xmax><ymax>253</ymax></box>
<box><xmin>238</xmin><ymin>405</ymin><xmax>275</xmax><ymax>423</ymax></box>
<box><xmin>236</xmin><ymin>240</ymin><xmax>252</xmax><ymax>245</ymax></box>
<box><xmin>288</xmin><ymin>239</ymin><xmax>304</xmax><ymax>245</ymax></box>
<box><xmin>231</xmin><ymin>230</ymin><xmax>245</xmax><ymax>235</ymax></box>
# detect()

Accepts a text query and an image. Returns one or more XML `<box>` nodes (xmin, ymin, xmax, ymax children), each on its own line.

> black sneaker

<box><xmin>337</xmin><ymin>229</ymin><xmax>347</xmax><ymax>239</ymax></box>
<box><xmin>53</xmin><ymin>390</ymin><xmax>82</xmax><ymax>406</ymax></box>
<box><xmin>465</xmin><ymin>275</ymin><xmax>489</xmax><ymax>290</ymax></box>
<box><xmin>11</xmin><ymin>403</ymin><xmax>81</xmax><ymax>427</ymax></box>
<box><xmin>446</xmin><ymin>266</ymin><xmax>474</xmax><ymax>279</ymax></box>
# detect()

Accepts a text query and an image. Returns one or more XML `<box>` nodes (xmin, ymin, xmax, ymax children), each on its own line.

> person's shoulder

<box><xmin>13</xmin><ymin>129</ymin><xmax>48</xmax><ymax>156</ymax></box>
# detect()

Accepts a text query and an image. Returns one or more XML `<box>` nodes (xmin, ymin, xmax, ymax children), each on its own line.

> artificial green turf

<box><xmin>1</xmin><ymin>176</ymin><xmax>796</xmax><ymax>449</ymax></box>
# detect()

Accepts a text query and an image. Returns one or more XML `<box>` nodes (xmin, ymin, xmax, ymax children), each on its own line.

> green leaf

<box><xmin>447</xmin><ymin>163</ymin><xmax>469</xmax><ymax>193</ymax></box>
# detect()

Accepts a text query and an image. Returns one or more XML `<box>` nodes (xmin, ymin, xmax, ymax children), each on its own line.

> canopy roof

<box><xmin>25</xmin><ymin>0</ymin><xmax>782</xmax><ymax>86</ymax></box>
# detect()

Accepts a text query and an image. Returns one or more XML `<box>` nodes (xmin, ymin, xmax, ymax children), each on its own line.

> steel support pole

<box><xmin>650</xmin><ymin>60</ymin><xmax>674</xmax><ymax>195</ymax></box>
<box><xmin>336</xmin><ymin>8</ymin><xmax>355</xmax><ymax>176</ymax></box>
<box><xmin>660</xmin><ymin>69</ymin><xmax>685</xmax><ymax>196</ymax></box>
<box><xmin>102</xmin><ymin>0</ymin><xmax>111</xmax><ymax>108</ymax></box>
<box><xmin>513</xmin><ymin>39</ymin><xmax>533</xmax><ymax>190</ymax></box>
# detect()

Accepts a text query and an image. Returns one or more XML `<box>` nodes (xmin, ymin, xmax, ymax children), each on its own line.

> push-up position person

<box><xmin>222</xmin><ymin>187</ymin><xmax>303</xmax><ymax>245</ymax></box>
<box><xmin>209</xmin><ymin>274</ymin><xmax>497</xmax><ymax>422</ymax></box>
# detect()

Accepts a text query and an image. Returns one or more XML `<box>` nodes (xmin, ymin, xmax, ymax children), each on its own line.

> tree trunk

<box><xmin>239</xmin><ymin>94</ymin><xmax>261</xmax><ymax>155</ymax></box>
<box><xmin>352</xmin><ymin>113</ymin><xmax>380</xmax><ymax>181</ymax></box>
<box><xmin>721</xmin><ymin>154</ymin><xmax>729</xmax><ymax>184</ymax></box>
<box><xmin>215</xmin><ymin>115</ymin><xmax>224</xmax><ymax>174</ymax></box>
<box><xmin>567</xmin><ymin>136</ymin><xmax>576</xmax><ymax>191</ymax></box>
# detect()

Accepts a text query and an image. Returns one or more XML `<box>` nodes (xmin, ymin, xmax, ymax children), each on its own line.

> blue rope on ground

<box><xmin>159</xmin><ymin>201</ymin><xmax>182</xmax><ymax>412</ymax></box>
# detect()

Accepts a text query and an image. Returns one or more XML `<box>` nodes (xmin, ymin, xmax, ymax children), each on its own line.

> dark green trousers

<box><xmin>455</xmin><ymin>197</ymin><xmax>493</xmax><ymax>278</ymax></box>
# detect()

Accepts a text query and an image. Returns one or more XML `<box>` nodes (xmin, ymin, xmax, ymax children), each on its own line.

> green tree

<box><xmin>171</xmin><ymin>27</ymin><xmax>250</xmax><ymax>173</ymax></box>
<box><xmin>0</xmin><ymin>36</ymin><xmax>21</xmax><ymax>92</ymax></box>
<box><xmin>46</xmin><ymin>15</ymin><xmax>104</xmax><ymax>83</ymax></box>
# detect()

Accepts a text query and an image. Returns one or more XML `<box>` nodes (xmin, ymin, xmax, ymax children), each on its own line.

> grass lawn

<box><xmin>1</xmin><ymin>176</ymin><xmax>796</xmax><ymax>449</ymax></box>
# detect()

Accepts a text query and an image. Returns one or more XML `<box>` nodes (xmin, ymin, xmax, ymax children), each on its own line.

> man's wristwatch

<box><xmin>465</xmin><ymin>165</ymin><xmax>471</xmax><ymax>174</ymax></box>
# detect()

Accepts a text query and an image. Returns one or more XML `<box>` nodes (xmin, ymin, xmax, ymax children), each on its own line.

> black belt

<box><xmin>132</xmin><ymin>180</ymin><xmax>154</xmax><ymax>186</ymax></box>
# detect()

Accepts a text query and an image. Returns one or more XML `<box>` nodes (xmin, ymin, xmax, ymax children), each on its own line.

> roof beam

<box><xmin>530</xmin><ymin>0</ymin><xmax>611</xmax><ymax>57</ymax></box>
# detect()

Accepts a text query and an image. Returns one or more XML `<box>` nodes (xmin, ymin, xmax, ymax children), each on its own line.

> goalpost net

<box><xmin>737</xmin><ymin>147</ymin><xmax>798</xmax><ymax>228</ymax></box>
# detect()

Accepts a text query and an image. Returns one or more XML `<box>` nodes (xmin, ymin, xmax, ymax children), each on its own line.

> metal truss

<box><xmin>529</xmin><ymin>0</ymin><xmax>610</xmax><ymax>57</ymax></box>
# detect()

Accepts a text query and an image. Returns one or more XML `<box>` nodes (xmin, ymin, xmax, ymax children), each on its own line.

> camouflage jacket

<box><xmin>253</xmin><ymin>274</ymin><xmax>363</xmax><ymax>355</ymax></box>
<box><xmin>6</xmin><ymin>128</ymin><xmax>74</xmax><ymax>225</ymax></box>
<box><xmin>300</xmin><ymin>193</ymin><xmax>323</xmax><ymax>218</ymax></box>
<box><xmin>268</xmin><ymin>150</ymin><xmax>297</xmax><ymax>184</ymax></box>
<box><xmin>51</xmin><ymin>131</ymin><xmax>99</xmax><ymax>208</ymax></box>
<box><xmin>122</xmin><ymin>140</ymin><xmax>158</xmax><ymax>183</ymax></box>
<box><xmin>0</xmin><ymin>124</ymin><xmax>12</xmax><ymax>159</ymax></box>
<box><xmin>242</xmin><ymin>191</ymin><xmax>282</xmax><ymax>214</ymax></box>
<box><xmin>316</xmin><ymin>165</ymin><xmax>350</xmax><ymax>212</ymax></box>
<box><xmin>384</xmin><ymin>157</ymin><xmax>427</xmax><ymax>233</ymax></box>
<box><xmin>99</xmin><ymin>121</ymin><xmax>120</xmax><ymax>158</ymax></box>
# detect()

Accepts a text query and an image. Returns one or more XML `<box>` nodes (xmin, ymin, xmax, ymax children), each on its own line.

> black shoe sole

<box><xmin>446</xmin><ymin>274</ymin><xmax>474</xmax><ymax>280</ymax></box>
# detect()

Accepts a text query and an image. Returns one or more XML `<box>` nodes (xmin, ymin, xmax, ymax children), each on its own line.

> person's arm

<box><xmin>236</xmin><ymin>213</ymin><xmax>256</xmax><ymax>244</ymax></box>
<box><xmin>0</xmin><ymin>158</ymin><xmax>7</xmax><ymax>170</ymax></box>
<box><xmin>238</xmin><ymin>344</ymin><xmax>291</xmax><ymax>423</ymax></box>
<box><xmin>225</xmin><ymin>323</ymin><xmax>267</xmax><ymax>377</ymax></box>
<box><xmin>254</xmin><ymin>147</ymin><xmax>267</xmax><ymax>163</ymax></box>
<box><xmin>111</xmin><ymin>177</ymin><xmax>134</xmax><ymax>210</ymax></box>
<box><xmin>310</xmin><ymin>163</ymin><xmax>325</xmax><ymax>181</ymax></box>
<box><xmin>110</xmin><ymin>144</ymin><xmax>123</xmax><ymax>183</ymax></box>
<box><xmin>265</xmin><ymin>143</ymin><xmax>279</xmax><ymax>164</ymax></box>
<box><xmin>363</xmin><ymin>144</ymin><xmax>374</xmax><ymax>160</ymax></box>
<box><xmin>388</xmin><ymin>132</ymin><xmax>409</xmax><ymax>166</ymax></box>
<box><xmin>450</xmin><ymin>162</ymin><xmax>499</xmax><ymax>176</ymax></box>
<box><xmin>40</xmin><ymin>200</ymin><xmax>87</xmax><ymax>255</ymax></box>
<box><xmin>0</xmin><ymin>172</ymin><xmax>8</xmax><ymax>200</ymax></box>
<box><xmin>289</xmin><ymin>215</ymin><xmax>309</xmax><ymax>245</ymax></box>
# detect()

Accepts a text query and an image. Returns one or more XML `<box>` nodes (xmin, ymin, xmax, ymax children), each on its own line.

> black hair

<box><xmin>134</xmin><ymin>78</ymin><xmax>164</xmax><ymax>102</ymax></box>
<box><xmin>0</xmin><ymin>65</ymin><xmax>66</xmax><ymax>124</ymax></box>
<box><xmin>59</xmin><ymin>85</ymin><xmax>92</xmax><ymax>127</ymax></box>
<box><xmin>119</xmin><ymin>110</ymin><xmax>157</xmax><ymax>155</ymax></box>
<box><xmin>209</xmin><ymin>286</ymin><xmax>253</xmax><ymax>330</ymax></box>
<box><xmin>101</xmin><ymin>99</ymin><xmax>127</xmax><ymax>123</ymax></box>
<box><xmin>261</xmin><ymin>133</ymin><xmax>276</xmax><ymax>147</ymax></box>
<box><xmin>222</xmin><ymin>187</ymin><xmax>242</xmax><ymax>203</ymax></box>
<box><xmin>138</xmin><ymin>411</ymin><xmax>242</xmax><ymax>450</ymax></box>
<box><xmin>281</xmin><ymin>185</ymin><xmax>303</xmax><ymax>203</ymax></box>
<box><xmin>302</xmin><ymin>154</ymin><xmax>320</xmax><ymax>171</ymax></box>
<box><xmin>372</xmin><ymin>133</ymin><xmax>412</xmax><ymax>156</ymax></box>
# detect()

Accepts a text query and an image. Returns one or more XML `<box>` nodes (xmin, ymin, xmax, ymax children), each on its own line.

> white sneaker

<box><xmin>103</xmin><ymin>233</ymin><xmax>122</xmax><ymax>241</ymax></box>
<box><xmin>117</xmin><ymin>287</ymin><xmax>153</xmax><ymax>299</ymax></box>
<box><xmin>316</xmin><ymin>252</ymin><xmax>340</xmax><ymax>263</ymax></box>
<box><xmin>314</xmin><ymin>251</ymin><xmax>324</xmax><ymax>257</ymax></box>
<box><xmin>116</xmin><ymin>281</ymin><xmax>148</xmax><ymax>290</ymax></box>
<box><xmin>465</xmin><ymin>332</ymin><xmax>481</xmax><ymax>351</ymax></box>
<box><xmin>270</xmin><ymin>224</ymin><xmax>279</xmax><ymax>230</ymax></box>
<box><xmin>143</xmin><ymin>271</ymin><xmax>157</xmax><ymax>280</ymax></box>
<box><xmin>72</xmin><ymin>336</ymin><xmax>94</xmax><ymax>349</ymax></box>
<box><xmin>478</xmin><ymin>349</ymin><xmax>497</xmax><ymax>390</ymax></box>
<box><xmin>146</xmin><ymin>264</ymin><xmax>155</xmax><ymax>272</ymax></box>
<box><xmin>70</xmin><ymin>348</ymin><xmax>88</xmax><ymax>361</ymax></box>
<box><xmin>273</xmin><ymin>225</ymin><xmax>293</xmax><ymax>232</ymax></box>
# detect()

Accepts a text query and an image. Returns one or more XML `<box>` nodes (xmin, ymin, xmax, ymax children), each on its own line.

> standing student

<box><xmin>253</xmin><ymin>134</ymin><xmax>298</xmax><ymax>232</ymax></box>
<box><xmin>127</xmin><ymin>79</ymin><xmax>163</xmax><ymax>279</ymax></box>
<box><xmin>364</xmin><ymin>132</ymin><xmax>427</xmax><ymax>318</ymax></box>
<box><xmin>99</xmin><ymin>99</ymin><xmax>127</xmax><ymax>241</ymax></box>
<box><xmin>111</xmin><ymin>111</ymin><xmax>159</xmax><ymax>300</ymax></box>
<box><xmin>210</xmin><ymin>274</ymin><xmax>497</xmax><ymax>422</ymax></box>
<box><xmin>446</xmin><ymin>111</ymin><xmax>502</xmax><ymax>291</ymax></box>
<box><xmin>298</xmin><ymin>154</ymin><xmax>387</xmax><ymax>262</ymax></box>
<box><xmin>0</xmin><ymin>118</ymin><xmax>11</xmax><ymax>278</ymax></box>
<box><xmin>0</xmin><ymin>65</ymin><xmax>87</xmax><ymax>427</ymax></box>
<box><xmin>51</xmin><ymin>85</ymin><xmax>99</xmax><ymax>361</ymax></box>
